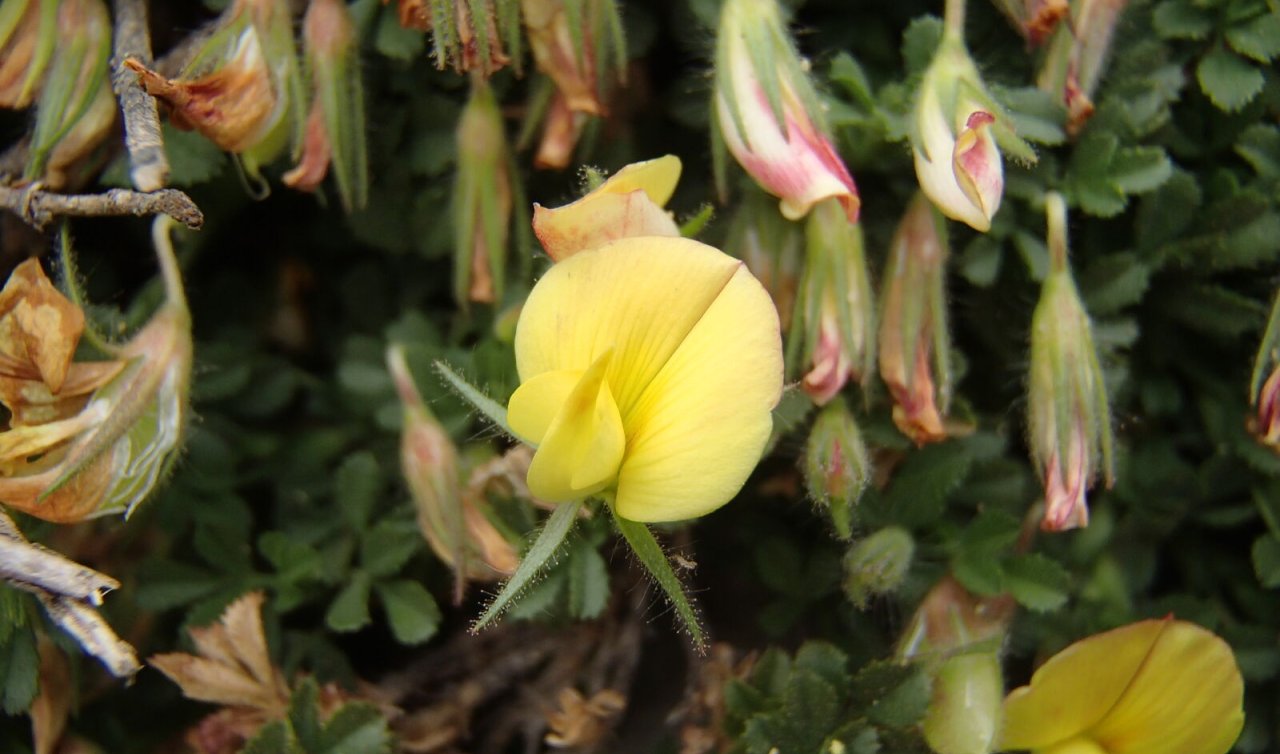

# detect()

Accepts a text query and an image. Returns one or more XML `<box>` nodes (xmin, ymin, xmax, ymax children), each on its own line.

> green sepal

<box><xmin>432</xmin><ymin>360</ymin><xmax>513</xmax><ymax>436</ymax></box>
<box><xmin>472</xmin><ymin>498</ymin><xmax>583</xmax><ymax>632</ymax></box>
<box><xmin>611</xmin><ymin>510</ymin><xmax>706</xmax><ymax>650</ymax></box>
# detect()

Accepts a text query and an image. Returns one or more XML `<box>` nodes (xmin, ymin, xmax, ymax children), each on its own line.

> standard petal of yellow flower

<box><xmin>1041</xmin><ymin>739</ymin><xmax>1108</xmax><ymax>754</ymax></box>
<box><xmin>1000</xmin><ymin>619</ymin><xmax>1167</xmax><ymax>751</ymax></box>
<box><xmin>516</xmin><ymin>238</ymin><xmax>740</xmax><ymax>417</ymax></box>
<box><xmin>531</xmin><ymin>155</ymin><xmax>683</xmax><ymax>261</ymax></box>
<box><xmin>1088</xmin><ymin>621</ymin><xmax>1244</xmax><ymax>754</ymax></box>
<box><xmin>522</xmin><ymin>349</ymin><xmax>626</xmax><ymax>501</ymax></box>
<box><xmin>511</xmin><ymin>236</ymin><xmax>782</xmax><ymax>522</ymax></box>
<box><xmin>615</xmin><ymin>262</ymin><xmax>781</xmax><ymax>521</ymax></box>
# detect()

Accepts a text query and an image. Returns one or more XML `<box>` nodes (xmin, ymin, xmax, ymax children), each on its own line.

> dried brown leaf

<box><xmin>0</xmin><ymin>259</ymin><xmax>86</xmax><ymax>393</ymax></box>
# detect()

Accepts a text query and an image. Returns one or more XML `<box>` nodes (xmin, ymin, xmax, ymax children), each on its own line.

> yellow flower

<box><xmin>506</xmin><ymin>234</ymin><xmax>783</xmax><ymax>523</ymax></box>
<box><xmin>1000</xmin><ymin>618</ymin><xmax>1245</xmax><ymax>754</ymax></box>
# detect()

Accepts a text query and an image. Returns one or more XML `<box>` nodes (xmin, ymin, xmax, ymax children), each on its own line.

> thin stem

<box><xmin>150</xmin><ymin>215</ymin><xmax>188</xmax><ymax>312</ymax></box>
<box><xmin>1045</xmin><ymin>191</ymin><xmax>1069</xmax><ymax>274</ymax></box>
<box><xmin>110</xmin><ymin>0</ymin><xmax>169</xmax><ymax>191</ymax></box>
<box><xmin>0</xmin><ymin>185</ymin><xmax>203</xmax><ymax>229</ymax></box>
<box><xmin>55</xmin><ymin>223</ymin><xmax>114</xmax><ymax>352</ymax></box>
<box><xmin>944</xmin><ymin>0</ymin><xmax>967</xmax><ymax>37</ymax></box>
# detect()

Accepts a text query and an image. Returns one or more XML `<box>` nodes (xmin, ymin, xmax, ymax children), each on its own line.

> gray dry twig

<box><xmin>110</xmin><ymin>0</ymin><xmax>169</xmax><ymax>192</ymax></box>
<box><xmin>0</xmin><ymin>185</ymin><xmax>203</xmax><ymax>230</ymax></box>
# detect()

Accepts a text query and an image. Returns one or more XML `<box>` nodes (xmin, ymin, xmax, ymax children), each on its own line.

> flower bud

<box><xmin>454</xmin><ymin>77</ymin><xmax>513</xmax><ymax>305</ymax></box>
<box><xmin>912</xmin><ymin>20</ymin><xmax>1033</xmax><ymax>232</ymax></box>
<box><xmin>283</xmin><ymin>0</ymin><xmax>368</xmax><ymax>212</ymax></box>
<box><xmin>1250</xmin><ymin>292</ymin><xmax>1280</xmax><ymax>450</ymax></box>
<box><xmin>880</xmin><ymin>193</ymin><xmax>952</xmax><ymax>446</ymax></box>
<box><xmin>0</xmin><ymin>0</ymin><xmax>57</xmax><ymax>109</ymax></box>
<box><xmin>899</xmin><ymin>576</ymin><xmax>1013</xmax><ymax>754</ymax></box>
<box><xmin>1038</xmin><ymin>0</ymin><xmax>1128</xmax><ymax>135</ymax></box>
<box><xmin>799</xmin><ymin>198</ymin><xmax>876</xmax><ymax>405</ymax></box>
<box><xmin>922</xmin><ymin>651</ymin><xmax>1004</xmax><ymax>754</ymax></box>
<box><xmin>387</xmin><ymin>345</ymin><xmax>518</xmax><ymax>601</ymax></box>
<box><xmin>1028</xmin><ymin>193</ymin><xmax>1114</xmax><ymax>531</ymax></box>
<box><xmin>723</xmin><ymin>188</ymin><xmax>803</xmax><ymax>331</ymax></box>
<box><xmin>383</xmin><ymin>0</ymin><xmax>513</xmax><ymax>75</ymax></box>
<box><xmin>714</xmin><ymin>0</ymin><xmax>859</xmax><ymax>222</ymax></box>
<box><xmin>24</xmin><ymin>0</ymin><xmax>116</xmax><ymax>187</ymax></box>
<box><xmin>990</xmin><ymin>0</ymin><xmax>1069</xmax><ymax>45</ymax></box>
<box><xmin>804</xmin><ymin>398</ymin><xmax>871</xmax><ymax>539</ymax></box>
<box><xmin>843</xmin><ymin>526</ymin><xmax>913</xmax><ymax>606</ymax></box>
<box><xmin>523</xmin><ymin>0</ymin><xmax>622</xmax><ymax>116</ymax></box>
<box><xmin>0</xmin><ymin>219</ymin><xmax>192</xmax><ymax>523</ymax></box>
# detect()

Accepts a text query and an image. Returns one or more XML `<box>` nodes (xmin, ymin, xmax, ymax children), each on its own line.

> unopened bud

<box><xmin>880</xmin><ymin>193</ymin><xmax>952</xmax><ymax>446</ymax></box>
<box><xmin>0</xmin><ymin>0</ymin><xmax>57</xmax><ymax>109</ymax></box>
<box><xmin>799</xmin><ymin>198</ymin><xmax>876</xmax><ymax>405</ymax></box>
<box><xmin>714</xmin><ymin>0</ymin><xmax>860</xmax><ymax>222</ymax></box>
<box><xmin>990</xmin><ymin>0</ymin><xmax>1069</xmax><ymax>45</ymax></box>
<box><xmin>804</xmin><ymin>399</ymin><xmax>870</xmax><ymax>539</ymax></box>
<box><xmin>922</xmin><ymin>651</ymin><xmax>1003</xmax><ymax>754</ymax></box>
<box><xmin>1028</xmin><ymin>193</ymin><xmax>1113</xmax><ymax>531</ymax></box>
<box><xmin>912</xmin><ymin>21</ymin><xmax>1033</xmax><ymax>232</ymax></box>
<box><xmin>454</xmin><ymin>78</ymin><xmax>514</xmax><ymax>304</ymax></box>
<box><xmin>724</xmin><ymin>189</ymin><xmax>803</xmax><ymax>331</ymax></box>
<box><xmin>523</xmin><ymin>0</ymin><xmax>613</xmax><ymax>116</ymax></box>
<box><xmin>1038</xmin><ymin>0</ymin><xmax>1128</xmax><ymax>135</ymax></box>
<box><xmin>283</xmin><ymin>0</ymin><xmax>368</xmax><ymax>211</ymax></box>
<box><xmin>24</xmin><ymin>0</ymin><xmax>116</xmax><ymax>186</ymax></box>
<box><xmin>843</xmin><ymin>526</ymin><xmax>913</xmax><ymax>606</ymax></box>
<box><xmin>1250</xmin><ymin>291</ymin><xmax>1280</xmax><ymax>450</ymax></box>
<box><xmin>387</xmin><ymin>345</ymin><xmax>518</xmax><ymax>601</ymax></box>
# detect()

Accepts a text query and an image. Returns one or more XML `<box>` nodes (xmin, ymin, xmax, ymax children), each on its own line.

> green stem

<box><xmin>1045</xmin><ymin>191</ymin><xmax>1069</xmax><ymax>275</ymax></box>
<box><xmin>944</xmin><ymin>0</ymin><xmax>967</xmax><ymax>38</ymax></box>
<box><xmin>151</xmin><ymin>216</ymin><xmax>188</xmax><ymax>313</ymax></box>
<box><xmin>472</xmin><ymin>499</ymin><xmax>582</xmax><ymax>632</ymax></box>
<box><xmin>54</xmin><ymin>221</ymin><xmax>113</xmax><ymax>353</ymax></box>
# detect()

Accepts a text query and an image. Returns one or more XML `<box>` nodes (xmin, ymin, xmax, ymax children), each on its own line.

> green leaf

<box><xmin>866</xmin><ymin>666</ymin><xmax>931</xmax><ymax>729</ymax></box>
<box><xmin>829</xmin><ymin>52</ymin><xmax>875</xmax><ymax>109</ymax></box>
<box><xmin>959</xmin><ymin>236</ymin><xmax>1002</xmax><ymax>287</ymax></box>
<box><xmin>997</xmin><ymin>86</ymin><xmax>1066</xmax><ymax>146</ymax></box>
<box><xmin>242</xmin><ymin>720</ymin><xmax>302</xmax><ymax>754</ymax></box>
<box><xmin>319</xmin><ymin>701</ymin><xmax>393</xmax><ymax>754</ymax></box>
<box><xmin>335</xmin><ymin>452</ymin><xmax>381</xmax><ymax>529</ymax></box>
<box><xmin>952</xmin><ymin>550</ymin><xmax>1005</xmax><ymax>596</ymax></box>
<box><xmin>473</xmin><ymin>499</ymin><xmax>582</xmax><ymax>631</ymax></box>
<box><xmin>793</xmin><ymin>642</ymin><xmax>850</xmax><ymax>691</ymax></box>
<box><xmin>1226</xmin><ymin>13</ymin><xmax>1280</xmax><ymax>63</ymax></box>
<box><xmin>0</xmin><ymin>622</ymin><xmax>37</xmax><ymax>714</ymax></box>
<box><xmin>1252</xmin><ymin>535</ymin><xmax>1280</xmax><ymax>588</ymax></box>
<box><xmin>375</xmin><ymin>580</ymin><xmax>441</xmax><ymax>645</ymax></box>
<box><xmin>1080</xmin><ymin>252</ymin><xmax>1151</xmax><ymax>315</ymax></box>
<box><xmin>360</xmin><ymin>520</ymin><xmax>421</xmax><ymax>578</ymax></box>
<box><xmin>880</xmin><ymin>442</ymin><xmax>974</xmax><ymax>528</ymax></box>
<box><xmin>1005</xmin><ymin>554</ymin><xmax>1071</xmax><ymax>612</ymax></box>
<box><xmin>163</xmin><ymin>124</ymin><xmax>230</xmax><ymax>186</ymax></box>
<box><xmin>260</xmin><ymin>532</ymin><xmax>323</xmax><ymax>583</ymax></box>
<box><xmin>902</xmin><ymin>15</ymin><xmax>944</xmax><ymax>76</ymax></box>
<box><xmin>374</xmin><ymin>5</ymin><xmax>425</xmax><ymax>60</ymax></box>
<box><xmin>612</xmin><ymin>513</ymin><xmax>705</xmax><ymax>649</ymax></box>
<box><xmin>326</xmin><ymin>572</ymin><xmax>373</xmax><ymax>633</ymax></box>
<box><xmin>1197</xmin><ymin>49</ymin><xmax>1265</xmax><ymax>112</ymax></box>
<box><xmin>1110</xmin><ymin>146</ymin><xmax>1172</xmax><ymax>195</ymax></box>
<box><xmin>1235</xmin><ymin>124</ymin><xmax>1280</xmax><ymax>178</ymax></box>
<box><xmin>288</xmin><ymin>677</ymin><xmax>323</xmax><ymax>752</ymax></box>
<box><xmin>1153</xmin><ymin>0</ymin><xmax>1214</xmax><ymax>39</ymax></box>
<box><xmin>433</xmin><ymin>361</ymin><xmax>513</xmax><ymax>436</ymax></box>
<box><xmin>567</xmin><ymin>537</ymin><xmax>610</xmax><ymax>619</ymax></box>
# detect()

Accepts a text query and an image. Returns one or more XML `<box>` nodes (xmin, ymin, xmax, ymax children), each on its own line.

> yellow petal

<box><xmin>515</xmin><ymin>237</ymin><xmax>741</xmax><ymax>419</ymax></box>
<box><xmin>614</xmin><ymin>261</ymin><xmax>783</xmax><ymax>522</ymax></box>
<box><xmin>531</xmin><ymin>155</ymin><xmax>683</xmax><ymax>261</ymax></box>
<box><xmin>1090</xmin><ymin>620</ymin><xmax>1244</xmax><ymax>754</ymax></box>
<box><xmin>597</xmin><ymin>154</ymin><xmax>682</xmax><ymax>206</ymax></box>
<box><xmin>532</xmin><ymin>191</ymin><xmax>680</xmax><ymax>262</ymax></box>
<box><xmin>1042</xmin><ymin>738</ymin><xmax>1108</xmax><ymax>754</ymax></box>
<box><xmin>508</xmin><ymin>369</ymin><xmax>582</xmax><ymax>444</ymax></box>
<box><xmin>524</xmin><ymin>350</ymin><xmax>625</xmax><ymax>501</ymax></box>
<box><xmin>1000</xmin><ymin>620</ymin><xmax>1169</xmax><ymax>751</ymax></box>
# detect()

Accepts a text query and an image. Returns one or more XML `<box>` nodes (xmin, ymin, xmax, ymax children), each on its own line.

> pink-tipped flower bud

<box><xmin>799</xmin><ymin>198</ymin><xmax>876</xmax><ymax>405</ymax></box>
<box><xmin>804</xmin><ymin>398</ymin><xmax>871</xmax><ymax>539</ymax></box>
<box><xmin>1250</xmin><ymin>292</ymin><xmax>1280</xmax><ymax>450</ymax></box>
<box><xmin>1038</xmin><ymin>0</ymin><xmax>1129</xmax><ymax>135</ymax></box>
<box><xmin>880</xmin><ymin>193</ymin><xmax>953</xmax><ymax>446</ymax></box>
<box><xmin>1028</xmin><ymin>193</ymin><xmax>1114</xmax><ymax>531</ymax></box>
<box><xmin>713</xmin><ymin>0</ymin><xmax>859</xmax><ymax>222</ymax></box>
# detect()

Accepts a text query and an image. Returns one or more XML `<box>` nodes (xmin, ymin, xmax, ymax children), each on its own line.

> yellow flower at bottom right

<box><xmin>1000</xmin><ymin>618</ymin><xmax>1244</xmax><ymax>754</ymax></box>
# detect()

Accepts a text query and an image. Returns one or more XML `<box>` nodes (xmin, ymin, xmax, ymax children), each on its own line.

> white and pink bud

<box><xmin>713</xmin><ymin>0</ymin><xmax>859</xmax><ymax>222</ymax></box>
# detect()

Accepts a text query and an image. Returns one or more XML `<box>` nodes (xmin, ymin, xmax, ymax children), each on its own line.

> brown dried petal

<box><xmin>0</xmin><ymin>259</ymin><xmax>87</xmax><ymax>393</ymax></box>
